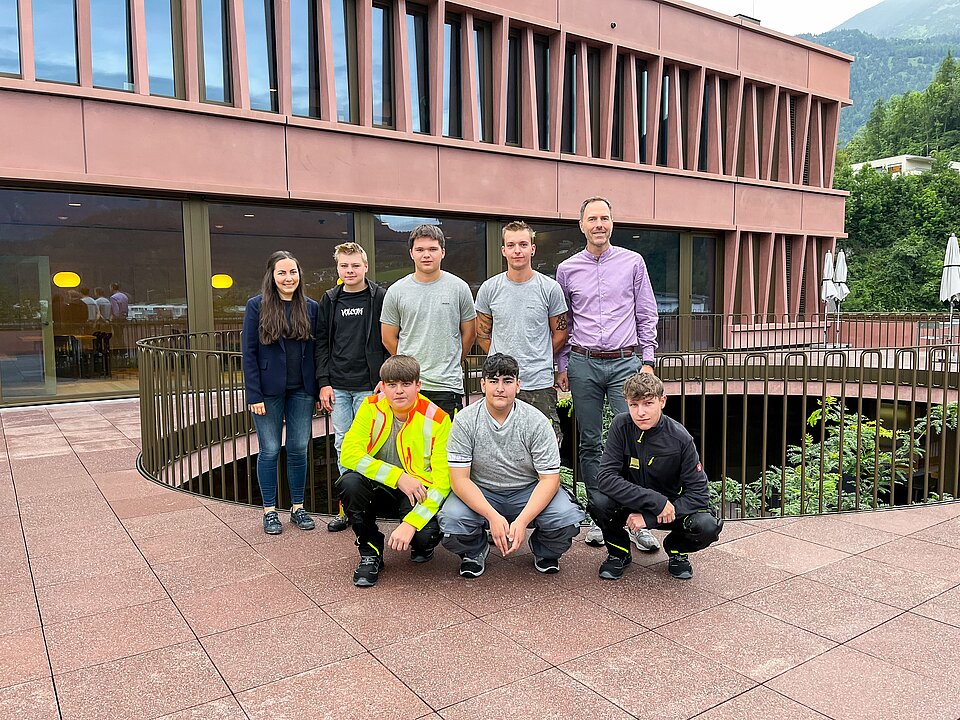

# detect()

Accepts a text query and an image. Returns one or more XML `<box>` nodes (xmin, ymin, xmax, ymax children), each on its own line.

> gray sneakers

<box><xmin>459</xmin><ymin>543</ymin><xmax>490</xmax><ymax>578</ymax></box>
<box><xmin>584</xmin><ymin>523</ymin><xmax>661</xmax><ymax>553</ymax></box>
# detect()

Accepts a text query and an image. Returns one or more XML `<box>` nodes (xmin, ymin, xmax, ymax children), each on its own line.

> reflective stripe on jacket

<box><xmin>340</xmin><ymin>393</ymin><xmax>452</xmax><ymax>530</ymax></box>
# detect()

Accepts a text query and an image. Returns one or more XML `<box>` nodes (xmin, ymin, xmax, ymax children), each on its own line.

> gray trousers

<box><xmin>439</xmin><ymin>483</ymin><xmax>584</xmax><ymax>560</ymax></box>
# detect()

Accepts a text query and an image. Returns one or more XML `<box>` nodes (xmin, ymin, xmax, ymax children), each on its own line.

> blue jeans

<box><xmin>331</xmin><ymin>389</ymin><xmax>371</xmax><ymax>474</ymax></box>
<box><xmin>567</xmin><ymin>352</ymin><xmax>641</xmax><ymax>493</ymax></box>
<box><xmin>252</xmin><ymin>389</ymin><xmax>315</xmax><ymax>508</ymax></box>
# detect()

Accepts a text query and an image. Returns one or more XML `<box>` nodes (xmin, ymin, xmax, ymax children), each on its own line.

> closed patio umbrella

<box><xmin>940</xmin><ymin>234</ymin><xmax>960</xmax><ymax>344</ymax></box>
<box><xmin>833</xmin><ymin>250</ymin><xmax>850</xmax><ymax>344</ymax></box>
<box><xmin>821</xmin><ymin>251</ymin><xmax>838</xmax><ymax>345</ymax></box>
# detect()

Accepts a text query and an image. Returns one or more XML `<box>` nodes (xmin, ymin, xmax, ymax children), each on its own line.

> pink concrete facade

<box><xmin>0</xmin><ymin>0</ymin><xmax>852</xmax><ymax>318</ymax></box>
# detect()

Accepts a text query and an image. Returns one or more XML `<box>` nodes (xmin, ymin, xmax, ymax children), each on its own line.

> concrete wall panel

<box><xmin>809</xmin><ymin>52</ymin><xmax>851</xmax><ymax>100</ymax></box>
<box><xmin>739</xmin><ymin>30</ymin><xmax>808</xmax><ymax>89</ymax></box>
<box><xmin>557</xmin><ymin>163</ymin><xmax>655</xmax><ymax>222</ymax></box>
<box><xmin>735</xmin><ymin>183</ymin><xmax>802</xmax><ymax>230</ymax></box>
<box><xmin>801</xmin><ymin>192</ymin><xmax>847</xmax><ymax>235</ymax></box>
<box><xmin>558</xmin><ymin>0</ymin><xmax>659</xmax><ymax>50</ymax></box>
<box><xmin>660</xmin><ymin>5</ymin><xmax>738</xmax><ymax>70</ymax></box>
<box><xmin>654</xmin><ymin>174</ymin><xmax>735</xmax><ymax>227</ymax></box>
<box><xmin>438</xmin><ymin>147</ymin><xmax>557</xmax><ymax>216</ymax></box>
<box><xmin>0</xmin><ymin>93</ymin><xmax>86</xmax><ymax>176</ymax></box>
<box><xmin>83</xmin><ymin>102</ymin><xmax>288</xmax><ymax>195</ymax></box>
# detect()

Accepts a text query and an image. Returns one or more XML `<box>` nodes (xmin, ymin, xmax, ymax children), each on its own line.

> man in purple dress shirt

<box><xmin>555</xmin><ymin>197</ymin><xmax>661</xmax><ymax>557</ymax></box>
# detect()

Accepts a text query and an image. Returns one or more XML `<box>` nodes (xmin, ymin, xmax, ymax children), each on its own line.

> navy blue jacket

<box><xmin>242</xmin><ymin>294</ymin><xmax>320</xmax><ymax>404</ymax></box>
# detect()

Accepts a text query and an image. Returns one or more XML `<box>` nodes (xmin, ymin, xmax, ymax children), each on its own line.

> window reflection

<box><xmin>699</xmin><ymin>79</ymin><xmax>710</xmax><ymax>172</ymax></box>
<box><xmin>505</xmin><ymin>31</ymin><xmax>520</xmax><ymax>146</ymax></box>
<box><xmin>90</xmin><ymin>0</ymin><xmax>133</xmax><ymax>91</ymax></box>
<box><xmin>208</xmin><ymin>205</ymin><xmax>354</xmax><ymax>326</ymax></box>
<box><xmin>0</xmin><ymin>0</ymin><xmax>20</xmax><ymax>76</ymax></box>
<box><xmin>406</xmin><ymin>5</ymin><xmax>429</xmax><ymax>133</ymax></box>
<box><xmin>290</xmin><ymin>0</ymin><xmax>319</xmax><ymax>117</ymax></box>
<box><xmin>371</xmin><ymin>2</ymin><xmax>393</xmax><ymax>127</ymax></box>
<box><xmin>373</xmin><ymin>215</ymin><xmax>484</xmax><ymax>293</ymax></box>
<box><xmin>587</xmin><ymin>47</ymin><xmax>600</xmax><ymax>157</ymax></box>
<box><xmin>331</xmin><ymin>0</ymin><xmax>358</xmax><ymax>123</ymax></box>
<box><xmin>145</xmin><ymin>0</ymin><xmax>183</xmax><ymax>97</ymax></box>
<box><xmin>560</xmin><ymin>42</ymin><xmax>576</xmax><ymax>153</ymax></box>
<box><xmin>637</xmin><ymin>58</ymin><xmax>647</xmax><ymax>163</ymax></box>
<box><xmin>612</xmin><ymin>54</ymin><xmax>624</xmax><ymax>160</ymax></box>
<box><xmin>442</xmin><ymin>15</ymin><xmax>461</xmax><ymax>138</ymax></box>
<box><xmin>33</xmin><ymin>0</ymin><xmax>79</xmax><ymax>84</ymax></box>
<box><xmin>526</xmin><ymin>222</ymin><xmax>581</xmax><ymax>278</ymax></box>
<box><xmin>613</xmin><ymin>228</ymin><xmax>679</xmax><ymax>315</ymax></box>
<box><xmin>533</xmin><ymin>34</ymin><xmax>549</xmax><ymax>150</ymax></box>
<box><xmin>198</xmin><ymin>0</ymin><xmax>231</xmax><ymax>104</ymax></box>
<box><xmin>691</xmin><ymin>235</ymin><xmax>717</xmax><ymax>350</ymax></box>
<box><xmin>474</xmin><ymin>21</ymin><xmax>491</xmax><ymax>142</ymax></box>
<box><xmin>244</xmin><ymin>0</ymin><xmax>278</xmax><ymax>112</ymax></box>
<box><xmin>658</xmin><ymin>70</ymin><xmax>670</xmax><ymax>166</ymax></box>
<box><xmin>0</xmin><ymin>189</ymin><xmax>185</xmax><ymax>404</ymax></box>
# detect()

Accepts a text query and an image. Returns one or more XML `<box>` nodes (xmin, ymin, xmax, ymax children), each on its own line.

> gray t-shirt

<box><xmin>447</xmin><ymin>398</ymin><xmax>560</xmax><ymax>490</ymax></box>
<box><xmin>475</xmin><ymin>272</ymin><xmax>567</xmax><ymax>390</ymax></box>
<box><xmin>381</xmin><ymin>272</ymin><xmax>476</xmax><ymax>393</ymax></box>
<box><xmin>373</xmin><ymin>420</ymin><xmax>402</xmax><ymax>468</ymax></box>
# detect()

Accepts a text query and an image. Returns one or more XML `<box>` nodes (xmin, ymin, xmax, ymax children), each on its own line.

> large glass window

<box><xmin>533</xmin><ymin>34</ymin><xmax>549</xmax><ymax>151</ymax></box>
<box><xmin>145</xmin><ymin>0</ymin><xmax>184</xmax><ymax>98</ymax></box>
<box><xmin>474</xmin><ymin>20</ymin><xmax>492</xmax><ymax>142</ymax></box>
<box><xmin>524</xmin><ymin>222</ymin><xmax>581</xmax><ymax>278</ymax></box>
<box><xmin>611</xmin><ymin>53</ymin><xmax>625</xmax><ymax>160</ymax></box>
<box><xmin>637</xmin><ymin>58</ymin><xmax>647</xmax><ymax>163</ymax></box>
<box><xmin>699</xmin><ymin>78</ymin><xmax>710</xmax><ymax>172</ymax></box>
<box><xmin>658</xmin><ymin>69</ymin><xmax>670</xmax><ymax>166</ymax></box>
<box><xmin>244</xmin><ymin>0</ymin><xmax>278</xmax><ymax>112</ymax></box>
<box><xmin>505</xmin><ymin>30</ymin><xmax>520</xmax><ymax>146</ymax></box>
<box><xmin>442</xmin><ymin>15</ymin><xmax>462</xmax><ymax>138</ymax></box>
<box><xmin>0</xmin><ymin>190</ymin><xmax>185</xmax><ymax>404</ymax></box>
<box><xmin>198</xmin><ymin>0</ymin><xmax>231</xmax><ymax>104</ymax></box>
<box><xmin>331</xmin><ymin>0</ymin><xmax>358</xmax><ymax>123</ymax></box>
<box><xmin>587</xmin><ymin>47</ymin><xmax>601</xmax><ymax>157</ymax></box>
<box><xmin>560</xmin><ymin>42</ymin><xmax>576</xmax><ymax>154</ymax></box>
<box><xmin>0</xmin><ymin>0</ymin><xmax>20</xmax><ymax>76</ymax></box>
<box><xmin>371</xmin><ymin>1</ymin><xmax>393</xmax><ymax>127</ymax></box>
<box><xmin>373</xmin><ymin>215</ymin><xmax>485</xmax><ymax>293</ymax></box>
<box><xmin>208</xmin><ymin>205</ymin><xmax>354</xmax><ymax>327</ymax></box>
<box><xmin>691</xmin><ymin>235</ymin><xmax>717</xmax><ymax>350</ymax></box>
<box><xmin>90</xmin><ymin>0</ymin><xmax>133</xmax><ymax>90</ymax></box>
<box><xmin>33</xmin><ymin>0</ymin><xmax>79</xmax><ymax>84</ymax></box>
<box><xmin>290</xmin><ymin>0</ymin><xmax>319</xmax><ymax>117</ymax></box>
<box><xmin>406</xmin><ymin>5</ymin><xmax>429</xmax><ymax>133</ymax></box>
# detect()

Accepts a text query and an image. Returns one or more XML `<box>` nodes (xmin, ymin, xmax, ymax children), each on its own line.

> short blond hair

<box><xmin>501</xmin><ymin>220</ymin><xmax>536</xmax><ymax>243</ymax></box>
<box><xmin>333</xmin><ymin>242</ymin><xmax>368</xmax><ymax>264</ymax></box>
<box><xmin>623</xmin><ymin>372</ymin><xmax>663</xmax><ymax>402</ymax></box>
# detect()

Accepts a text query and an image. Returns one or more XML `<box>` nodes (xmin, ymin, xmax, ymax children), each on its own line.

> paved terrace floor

<box><xmin>3</xmin><ymin>400</ymin><xmax>960</xmax><ymax>720</ymax></box>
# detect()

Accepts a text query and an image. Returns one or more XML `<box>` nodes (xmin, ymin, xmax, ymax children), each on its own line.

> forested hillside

<box><xmin>834</xmin><ymin>0</ymin><xmax>960</xmax><ymax>39</ymax></box>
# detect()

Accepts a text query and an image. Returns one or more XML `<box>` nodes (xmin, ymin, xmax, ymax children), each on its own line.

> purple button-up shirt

<box><xmin>555</xmin><ymin>245</ymin><xmax>659</xmax><ymax>372</ymax></box>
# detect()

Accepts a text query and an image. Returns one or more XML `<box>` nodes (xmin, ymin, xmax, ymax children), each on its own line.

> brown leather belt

<box><xmin>570</xmin><ymin>345</ymin><xmax>638</xmax><ymax>360</ymax></box>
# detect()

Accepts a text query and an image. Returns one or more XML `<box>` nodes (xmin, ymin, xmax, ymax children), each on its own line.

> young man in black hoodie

<box><xmin>592</xmin><ymin>372</ymin><xmax>722</xmax><ymax>580</ymax></box>
<box><xmin>316</xmin><ymin>242</ymin><xmax>389</xmax><ymax>531</ymax></box>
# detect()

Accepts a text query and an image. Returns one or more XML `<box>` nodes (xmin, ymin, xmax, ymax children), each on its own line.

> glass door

<box><xmin>0</xmin><ymin>256</ymin><xmax>56</xmax><ymax>400</ymax></box>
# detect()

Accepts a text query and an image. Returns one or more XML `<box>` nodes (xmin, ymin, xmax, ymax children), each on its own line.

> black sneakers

<box><xmin>290</xmin><ymin>508</ymin><xmax>316</xmax><ymax>530</ymax></box>
<box><xmin>599</xmin><ymin>554</ymin><xmax>632</xmax><ymax>580</ymax></box>
<box><xmin>327</xmin><ymin>514</ymin><xmax>350</xmax><ymax>532</ymax></box>
<box><xmin>459</xmin><ymin>543</ymin><xmax>490</xmax><ymax>578</ymax></box>
<box><xmin>410</xmin><ymin>547</ymin><xmax>435</xmax><ymax>563</ymax></box>
<box><xmin>534</xmin><ymin>556</ymin><xmax>560</xmax><ymax>574</ymax></box>
<box><xmin>353</xmin><ymin>554</ymin><xmax>384</xmax><ymax>587</ymax></box>
<box><xmin>668</xmin><ymin>553</ymin><xmax>693</xmax><ymax>580</ymax></box>
<box><xmin>263</xmin><ymin>511</ymin><xmax>282</xmax><ymax>535</ymax></box>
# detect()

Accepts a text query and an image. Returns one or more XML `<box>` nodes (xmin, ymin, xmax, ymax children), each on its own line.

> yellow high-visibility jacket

<box><xmin>340</xmin><ymin>393</ymin><xmax>452</xmax><ymax>530</ymax></box>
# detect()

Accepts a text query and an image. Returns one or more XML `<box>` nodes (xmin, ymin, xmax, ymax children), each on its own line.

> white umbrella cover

<box><xmin>834</xmin><ymin>250</ymin><xmax>850</xmax><ymax>302</ymax></box>
<box><xmin>821</xmin><ymin>251</ymin><xmax>838</xmax><ymax>304</ymax></box>
<box><xmin>940</xmin><ymin>234</ymin><xmax>960</xmax><ymax>303</ymax></box>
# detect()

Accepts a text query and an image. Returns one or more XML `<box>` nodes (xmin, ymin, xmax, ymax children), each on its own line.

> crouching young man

<box><xmin>592</xmin><ymin>373</ymin><xmax>722</xmax><ymax>581</ymax></box>
<box><xmin>439</xmin><ymin>353</ymin><xmax>584</xmax><ymax>577</ymax></box>
<box><xmin>339</xmin><ymin>355</ymin><xmax>451</xmax><ymax>587</ymax></box>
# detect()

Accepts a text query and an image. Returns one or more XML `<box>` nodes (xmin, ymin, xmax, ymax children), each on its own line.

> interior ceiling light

<box><xmin>211</xmin><ymin>274</ymin><xmax>234</xmax><ymax>289</ymax></box>
<box><xmin>53</xmin><ymin>271</ymin><xmax>81</xmax><ymax>288</ymax></box>
<box><xmin>68</xmin><ymin>202</ymin><xmax>82</xmax><ymax>207</ymax></box>
<box><xmin>243</xmin><ymin>213</ymin><xmax>255</xmax><ymax>218</ymax></box>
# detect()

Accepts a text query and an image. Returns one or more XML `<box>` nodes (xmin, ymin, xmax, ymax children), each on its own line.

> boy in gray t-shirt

<box><xmin>439</xmin><ymin>354</ymin><xmax>584</xmax><ymax>578</ymax></box>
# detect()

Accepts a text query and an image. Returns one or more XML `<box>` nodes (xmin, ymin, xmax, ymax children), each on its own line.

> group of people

<box><xmin>241</xmin><ymin>196</ymin><xmax>723</xmax><ymax>588</ymax></box>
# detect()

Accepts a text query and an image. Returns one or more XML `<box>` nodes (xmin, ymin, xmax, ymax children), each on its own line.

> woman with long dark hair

<box><xmin>242</xmin><ymin>250</ymin><xmax>320</xmax><ymax>535</ymax></box>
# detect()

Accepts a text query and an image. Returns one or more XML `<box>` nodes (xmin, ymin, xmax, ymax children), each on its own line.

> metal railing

<box><xmin>138</xmin><ymin>323</ymin><xmax>960</xmax><ymax>520</ymax></box>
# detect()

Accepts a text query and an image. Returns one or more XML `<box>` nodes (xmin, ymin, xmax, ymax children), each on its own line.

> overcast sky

<box><xmin>691</xmin><ymin>0</ymin><xmax>885</xmax><ymax>36</ymax></box>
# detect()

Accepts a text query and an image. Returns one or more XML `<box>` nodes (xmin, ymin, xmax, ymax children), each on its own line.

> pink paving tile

<box><xmin>136</xmin><ymin>525</ymin><xmax>248</xmax><ymax>564</ymax></box>
<box><xmin>109</xmin><ymin>490</ymin><xmax>204</xmax><ymax>519</ymax></box>
<box><xmin>92</xmin><ymin>468</ymin><xmax>173</xmax><ymax>501</ymax></box>
<box><xmin>720</xmin><ymin>530</ymin><xmax>849</xmax><ymax>574</ymax></box>
<box><xmin>841</xmin><ymin>503</ymin><xmax>960</xmax><ymax>535</ymax></box>
<box><xmin>237</xmin><ymin>653</ymin><xmax>431</xmax><ymax>720</ymax></box>
<box><xmin>847</xmin><ymin>612</ymin><xmax>960</xmax><ymax>687</ymax></box>
<box><xmin>913</xmin><ymin>585</ymin><xmax>960</xmax><ymax>628</ymax></box>
<box><xmin>252</xmin><ymin>529</ymin><xmax>349</xmax><ymax>570</ymax></box>
<box><xmin>861</xmin><ymin>536</ymin><xmax>960</xmax><ymax>582</ymax></box>
<box><xmin>373</xmin><ymin>619</ymin><xmax>550</xmax><ymax>708</ymax></box>
<box><xmin>45</xmin><ymin>598</ymin><xmax>194</xmax><ymax>674</ymax></box>
<box><xmin>692</xmin><ymin>685</ymin><xmax>834</xmax><ymax>719</ymax></box>
<box><xmin>22</xmin><ymin>522</ymin><xmax>132</xmax><ymax>558</ymax></box>
<box><xmin>75</xmin><ymin>447</ymin><xmax>141</xmax><ymax>474</ymax></box>
<box><xmin>0</xmin><ymin>626</ymin><xmax>49</xmax><ymax>690</ymax></box>
<box><xmin>440</xmin><ymin>667</ymin><xmax>633</xmax><ymax>720</ymax></box>
<box><xmin>0</xmin><ymin>677</ymin><xmax>60</xmax><ymax>720</ymax></box>
<box><xmin>737</xmin><ymin>576</ymin><xmax>902</xmax><ymax>643</ymax></box>
<box><xmin>0</xmin><ymin>589</ymin><xmax>41</xmax><ymax>635</ymax></box>
<box><xmin>151</xmin><ymin>546</ymin><xmax>276</xmax><ymax>595</ymax></box>
<box><xmin>773</xmin><ymin>514</ymin><xmax>898</xmax><ymax>553</ymax></box>
<box><xmin>712</xmin><ymin>519</ymin><xmax>761</xmax><ymax>544</ymax></box>
<box><xmin>121</xmin><ymin>505</ymin><xmax>227</xmax><ymax>539</ymax></box>
<box><xmin>29</xmin><ymin>542</ymin><xmax>148</xmax><ymax>588</ymax></box>
<box><xmin>200</xmin><ymin>606</ymin><xmax>364</xmax><ymax>691</ymax></box>
<box><xmin>561</xmin><ymin>632</ymin><xmax>755</xmax><ymax>720</ymax></box>
<box><xmin>156</xmin><ymin>697</ymin><xmax>248</xmax><ymax>720</ymax></box>
<box><xmin>482</xmin><ymin>593</ymin><xmax>643</xmax><ymax>664</ymax></box>
<box><xmin>13</xmin><ymin>474</ymin><xmax>98</xmax><ymax>500</ymax></box>
<box><xmin>324</xmin><ymin>581</ymin><xmax>473</xmax><ymax>649</ymax></box>
<box><xmin>0</xmin><ymin>552</ymin><xmax>32</xmax><ymax>596</ymax></box>
<box><xmin>285</xmin><ymin>557</ymin><xmax>368</xmax><ymax>606</ymax></box>
<box><xmin>910</xmin><ymin>515</ymin><xmax>960</xmax><ymax>550</ymax></box>
<box><xmin>54</xmin><ymin>641</ymin><xmax>229</xmax><ymax>720</ymax></box>
<box><xmin>657</xmin><ymin>602</ymin><xmax>835</xmax><ymax>682</ymax></box>
<box><xmin>768</xmin><ymin>645</ymin><xmax>960</xmax><ymax>720</ymax></box>
<box><xmin>583</xmin><ymin>564</ymin><xmax>727</xmax><ymax>628</ymax></box>
<box><xmin>740</xmin><ymin>516</ymin><xmax>801</xmax><ymax>529</ymax></box>
<box><xmin>804</xmin><ymin>554</ymin><xmax>957</xmax><ymax>610</ymax></box>
<box><xmin>672</xmin><ymin>546</ymin><xmax>794</xmax><ymax>600</ymax></box>
<box><xmin>173</xmin><ymin>572</ymin><xmax>315</xmax><ymax>637</ymax></box>
<box><xmin>36</xmin><ymin>566</ymin><xmax>167</xmax><ymax>625</ymax></box>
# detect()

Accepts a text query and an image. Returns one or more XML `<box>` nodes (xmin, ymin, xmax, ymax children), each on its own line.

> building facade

<box><xmin>0</xmin><ymin>0</ymin><xmax>851</xmax><ymax>406</ymax></box>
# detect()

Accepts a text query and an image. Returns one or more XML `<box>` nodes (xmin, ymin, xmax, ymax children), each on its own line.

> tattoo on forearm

<box><xmin>478</xmin><ymin>314</ymin><xmax>492</xmax><ymax>339</ymax></box>
<box><xmin>555</xmin><ymin>314</ymin><xmax>568</xmax><ymax>330</ymax></box>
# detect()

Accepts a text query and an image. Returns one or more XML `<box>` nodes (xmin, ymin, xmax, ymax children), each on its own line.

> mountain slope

<box><xmin>835</xmin><ymin>0</ymin><xmax>960</xmax><ymax>39</ymax></box>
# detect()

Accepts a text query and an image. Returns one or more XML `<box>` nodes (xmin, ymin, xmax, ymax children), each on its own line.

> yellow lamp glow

<box><xmin>211</xmin><ymin>274</ymin><xmax>234</xmax><ymax>289</ymax></box>
<box><xmin>53</xmin><ymin>272</ymin><xmax>81</xmax><ymax>288</ymax></box>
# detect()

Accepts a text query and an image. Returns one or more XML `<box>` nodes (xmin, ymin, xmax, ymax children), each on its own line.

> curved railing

<box><xmin>138</xmin><ymin>329</ymin><xmax>960</xmax><ymax>519</ymax></box>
